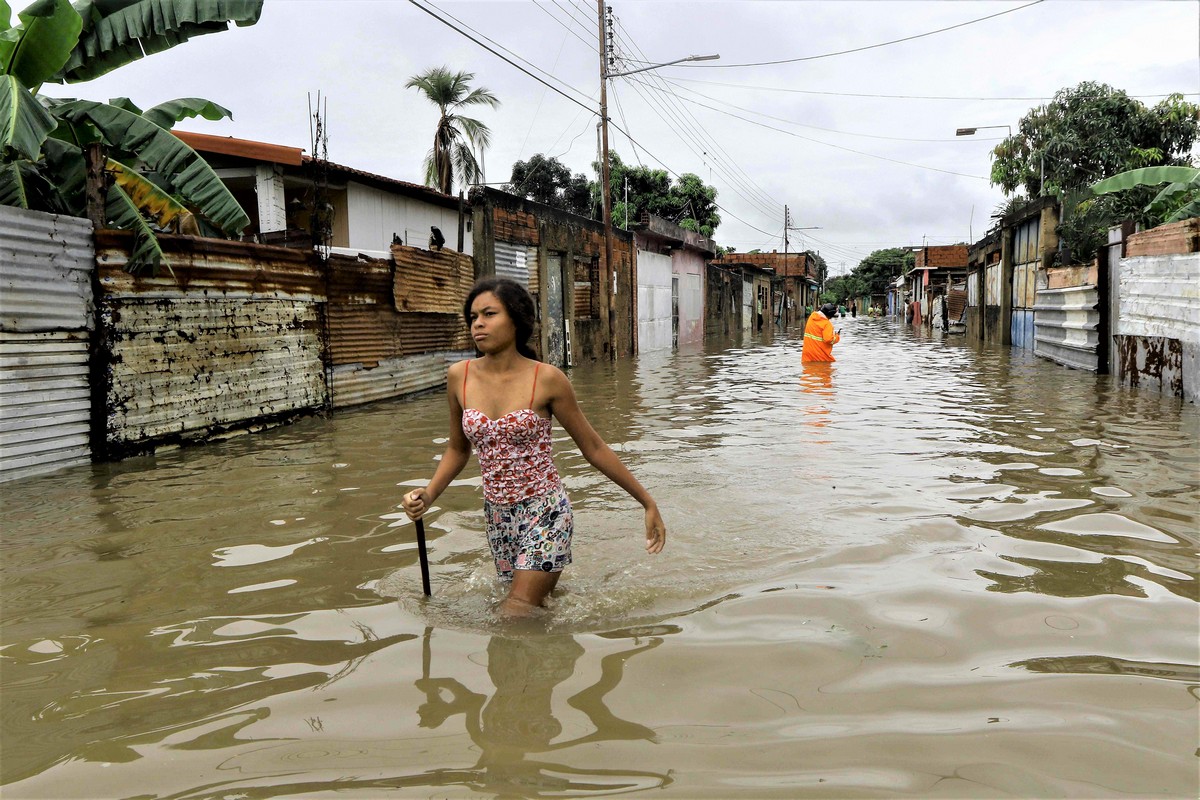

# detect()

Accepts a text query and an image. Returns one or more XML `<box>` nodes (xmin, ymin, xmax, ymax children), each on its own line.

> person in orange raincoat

<box><xmin>801</xmin><ymin>303</ymin><xmax>841</xmax><ymax>362</ymax></box>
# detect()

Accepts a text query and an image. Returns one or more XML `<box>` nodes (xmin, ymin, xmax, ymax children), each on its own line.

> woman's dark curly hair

<box><xmin>463</xmin><ymin>277</ymin><xmax>539</xmax><ymax>360</ymax></box>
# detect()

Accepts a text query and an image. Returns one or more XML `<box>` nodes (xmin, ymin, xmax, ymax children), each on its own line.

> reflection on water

<box><xmin>2</xmin><ymin>317</ymin><xmax>1197</xmax><ymax>798</ymax></box>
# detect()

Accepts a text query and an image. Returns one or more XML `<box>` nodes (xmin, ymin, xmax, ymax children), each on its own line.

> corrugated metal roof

<box><xmin>0</xmin><ymin>331</ymin><xmax>91</xmax><ymax>482</ymax></box>
<box><xmin>392</xmin><ymin>244</ymin><xmax>474</xmax><ymax>314</ymax></box>
<box><xmin>0</xmin><ymin>206</ymin><xmax>95</xmax><ymax>333</ymax></box>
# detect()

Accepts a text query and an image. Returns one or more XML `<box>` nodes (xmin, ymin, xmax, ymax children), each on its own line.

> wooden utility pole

<box><xmin>597</xmin><ymin>0</ymin><xmax>616</xmax><ymax>359</ymax></box>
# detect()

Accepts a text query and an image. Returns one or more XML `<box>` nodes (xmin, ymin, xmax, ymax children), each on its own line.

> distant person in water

<box><xmin>402</xmin><ymin>277</ymin><xmax>666</xmax><ymax>617</ymax></box>
<box><xmin>802</xmin><ymin>302</ymin><xmax>842</xmax><ymax>362</ymax></box>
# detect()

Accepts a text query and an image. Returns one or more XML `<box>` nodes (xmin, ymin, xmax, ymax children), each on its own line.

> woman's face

<box><xmin>469</xmin><ymin>291</ymin><xmax>516</xmax><ymax>353</ymax></box>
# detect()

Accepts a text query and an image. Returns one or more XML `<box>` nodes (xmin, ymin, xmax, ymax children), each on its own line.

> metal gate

<box><xmin>637</xmin><ymin>250</ymin><xmax>673</xmax><ymax>352</ymax></box>
<box><xmin>545</xmin><ymin>254</ymin><xmax>567</xmax><ymax>368</ymax></box>
<box><xmin>494</xmin><ymin>240</ymin><xmax>530</xmax><ymax>288</ymax></box>
<box><xmin>1011</xmin><ymin>217</ymin><xmax>1039</xmax><ymax>350</ymax></box>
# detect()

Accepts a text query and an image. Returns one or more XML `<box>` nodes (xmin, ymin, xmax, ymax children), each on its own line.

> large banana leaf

<box><xmin>1</xmin><ymin>1</ymin><xmax>12</xmax><ymax>32</ymax></box>
<box><xmin>106</xmin><ymin>181</ymin><xmax>171</xmax><ymax>275</ymax></box>
<box><xmin>0</xmin><ymin>0</ymin><xmax>80</xmax><ymax>90</ymax></box>
<box><xmin>0</xmin><ymin>73</ymin><xmax>56</xmax><ymax>159</ymax></box>
<box><xmin>57</xmin><ymin>0</ymin><xmax>263</xmax><ymax>83</ymax></box>
<box><xmin>0</xmin><ymin>157</ymin><xmax>43</xmax><ymax>207</ymax></box>
<box><xmin>1166</xmin><ymin>200</ymin><xmax>1200</xmax><ymax>223</ymax></box>
<box><xmin>1090</xmin><ymin>166</ymin><xmax>1200</xmax><ymax>196</ymax></box>
<box><xmin>41</xmin><ymin>135</ymin><xmax>84</xmax><ymax>212</ymax></box>
<box><xmin>142</xmin><ymin>96</ymin><xmax>231</xmax><ymax>130</ymax></box>
<box><xmin>56</xmin><ymin>98</ymin><xmax>248</xmax><ymax>234</ymax></box>
<box><xmin>107</xmin><ymin>156</ymin><xmax>196</xmax><ymax>231</ymax></box>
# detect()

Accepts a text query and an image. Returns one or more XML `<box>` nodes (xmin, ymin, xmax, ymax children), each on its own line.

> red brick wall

<box><xmin>916</xmin><ymin>245</ymin><xmax>968</xmax><ymax>269</ymax></box>
<box><xmin>1125</xmin><ymin>219</ymin><xmax>1200</xmax><ymax>257</ymax></box>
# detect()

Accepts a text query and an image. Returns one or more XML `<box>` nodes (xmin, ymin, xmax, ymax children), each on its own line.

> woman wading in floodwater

<box><xmin>402</xmin><ymin>278</ymin><xmax>666</xmax><ymax>616</ymax></box>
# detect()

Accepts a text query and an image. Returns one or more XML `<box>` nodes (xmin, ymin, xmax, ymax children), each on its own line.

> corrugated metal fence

<box><xmin>0</xmin><ymin>206</ymin><xmax>95</xmax><ymax>482</ymax></box>
<box><xmin>0</xmin><ymin>206</ymin><xmax>94</xmax><ymax>482</ymax></box>
<box><xmin>95</xmin><ymin>233</ymin><xmax>328</xmax><ymax>456</ymax></box>
<box><xmin>327</xmin><ymin>245</ymin><xmax>472</xmax><ymax>408</ymax></box>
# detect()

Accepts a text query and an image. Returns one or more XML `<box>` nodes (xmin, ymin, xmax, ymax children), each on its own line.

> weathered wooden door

<box><xmin>545</xmin><ymin>254</ymin><xmax>567</xmax><ymax>367</ymax></box>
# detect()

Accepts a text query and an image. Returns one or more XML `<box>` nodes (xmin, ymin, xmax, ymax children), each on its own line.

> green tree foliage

<box><xmin>990</xmin><ymin>82</ymin><xmax>1199</xmax><ymax>262</ymax></box>
<box><xmin>593</xmin><ymin>151</ymin><xmax>720</xmax><ymax>236</ymax></box>
<box><xmin>826</xmin><ymin>248</ymin><xmax>912</xmax><ymax>303</ymax></box>
<box><xmin>505</xmin><ymin>153</ymin><xmax>591</xmax><ymax>217</ymax></box>
<box><xmin>0</xmin><ymin>0</ymin><xmax>261</xmax><ymax>274</ymax></box>
<box><xmin>1091</xmin><ymin>165</ymin><xmax>1200</xmax><ymax>225</ymax></box>
<box><xmin>406</xmin><ymin>66</ymin><xmax>499</xmax><ymax>195</ymax></box>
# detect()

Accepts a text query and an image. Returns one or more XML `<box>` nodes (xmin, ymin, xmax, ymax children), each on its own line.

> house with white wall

<box><xmin>173</xmin><ymin>131</ymin><xmax>472</xmax><ymax>259</ymax></box>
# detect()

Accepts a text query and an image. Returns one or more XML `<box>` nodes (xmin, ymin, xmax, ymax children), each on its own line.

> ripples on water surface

<box><xmin>2</xmin><ymin>319</ymin><xmax>1197</xmax><ymax>798</ymax></box>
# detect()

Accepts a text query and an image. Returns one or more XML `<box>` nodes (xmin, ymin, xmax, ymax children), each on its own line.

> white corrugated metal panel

<box><xmin>494</xmin><ymin>241</ymin><xmax>530</xmax><ymax>287</ymax></box>
<box><xmin>105</xmin><ymin>298</ymin><xmax>326</xmax><ymax>448</ymax></box>
<box><xmin>0</xmin><ymin>206</ymin><xmax>95</xmax><ymax>332</ymax></box>
<box><xmin>1117</xmin><ymin>253</ymin><xmax>1200</xmax><ymax>344</ymax></box>
<box><xmin>331</xmin><ymin>350</ymin><xmax>471</xmax><ymax>408</ymax></box>
<box><xmin>0</xmin><ymin>331</ymin><xmax>91</xmax><ymax>482</ymax></box>
<box><xmin>637</xmin><ymin>250</ymin><xmax>673</xmax><ymax>352</ymax></box>
<box><xmin>1034</xmin><ymin>285</ymin><xmax>1100</xmax><ymax>371</ymax></box>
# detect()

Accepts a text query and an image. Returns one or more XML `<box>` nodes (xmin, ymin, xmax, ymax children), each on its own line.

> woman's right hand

<box><xmin>402</xmin><ymin>487</ymin><xmax>431</xmax><ymax>520</ymax></box>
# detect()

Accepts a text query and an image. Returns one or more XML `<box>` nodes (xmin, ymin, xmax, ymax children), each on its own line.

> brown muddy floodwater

<box><xmin>2</xmin><ymin>318</ymin><xmax>1198</xmax><ymax>799</ymax></box>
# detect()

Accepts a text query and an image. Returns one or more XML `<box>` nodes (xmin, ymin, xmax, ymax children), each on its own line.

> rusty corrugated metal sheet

<box><xmin>398</xmin><ymin>313</ymin><xmax>470</xmax><ymax>355</ymax></box>
<box><xmin>392</xmin><ymin>244</ymin><xmax>473</xmax><ymax>313</ymax></box>
<box><xmin>331</xmin><ymin>350</ymin><xmax>470</xmax><ymax>408</ymax></box>
<box><xmin>1</xmin><ymin>331</ymin><xmax>92</xmax><ymax>482</ymax></box>
<box><xmin>0</xmin><ymin>206</ymin><xmax>95</xmax><ymax>332</ymax></box>
<box><xmin>328</xmin><ymin>254</ymin><xmax>392</xmax><ymax>304</ymax></box>
<box><xmin>100</xmin><ymin>236</ymin><xmax>329</xmax><ymax>454</ymax></box>
<box><xmin>328</xmin><ymin>305</ymin><xmax>403</xmax><ymax>366</ymax></box>
<box><xmin>96</xmin><ymin>232</ymin><xmax>323</xmax><ymax>300</ymax></box>
<box><xmin>946</xmin><ymin>286</ymin><xmax>968</xmax><ymax>322</ymax></box>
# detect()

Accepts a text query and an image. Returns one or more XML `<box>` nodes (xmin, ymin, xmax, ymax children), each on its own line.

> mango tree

<box><xmin>0</xmin><ymin>0</ymin><xmax>263</xmax><ymax>273</ymax></box>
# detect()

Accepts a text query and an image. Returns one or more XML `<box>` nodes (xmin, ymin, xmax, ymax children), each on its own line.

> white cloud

<box><xmin>41</xmin><ymin>0</ymin><xmax>1199</xmax><ymax>261</ymax></box>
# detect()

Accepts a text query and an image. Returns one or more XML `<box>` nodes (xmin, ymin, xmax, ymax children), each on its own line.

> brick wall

<box><xmin>1125</xmin><ymin>218</ymin><xmax>1200</xmax><ymax>258</ymax></box>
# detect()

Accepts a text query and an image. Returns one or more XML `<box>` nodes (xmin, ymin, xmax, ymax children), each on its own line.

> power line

<box><xmin>530</xmin><ymin>0</ymin><xmax>593</xmax><ymax>48</ymax></box>
<box><xmin>669</xmin><ymin>76</ymin><xmax>1200</xmax><ymax>102</ymax></box>
<box><xmin>409</xmin><ymin>0</ymin><xmax>597</xmax><ymax>113</ymax></box>
<box><xmin>631</xmin><ymin>77</ymin><xmax>989</xmax><ymax>180</ymax></box>
<box><xmin>611</xmin><ymin>18</ymin><xmax>784</xmax><ymax>219</ymax></box>
<box><xmin>677</xmin><ymin>0</ymin><xmax>1046</xmax><ymax>69</ymax></box>
<box><xmin>652</xmin><ymin>77</ymin><xmax>1005</xmax><ymax>143</ymax></box>
<box><xmin>516</xmin><ymin>30</ymin><xmax>571</xmax><ymax>162</ymax></box>
<box><xmin>609</xmin><ymin>119</ymin><xmax>783</xmax><ymax>239</ymax></box>
<box><xmin>611</xmin><ymin>18</ymin><xmax>783</xmax><ymax>215</ymax></box>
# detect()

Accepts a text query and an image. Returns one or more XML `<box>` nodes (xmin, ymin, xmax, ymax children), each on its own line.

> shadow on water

<box><xmin>2</xmin><ymin>316</ymin><xmax>1197</xmax><ymax>797</ymax></box>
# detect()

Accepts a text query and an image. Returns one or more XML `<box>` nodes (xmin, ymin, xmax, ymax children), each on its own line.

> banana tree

<box><xmin>1090</xmin><ymin>165</ymin><xmax>1200</xmax><ymax>225</ymax></box>
<box><xmin>0</xmin><ymin>0</ymin><xmax>262</xmax><ymax>274</ymax></box>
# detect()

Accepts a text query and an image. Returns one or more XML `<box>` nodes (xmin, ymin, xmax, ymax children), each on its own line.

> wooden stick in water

<box><xmin>415</xmin><ymin>518</ymin><xmax>431</xmax><ymax>596</ymax></box>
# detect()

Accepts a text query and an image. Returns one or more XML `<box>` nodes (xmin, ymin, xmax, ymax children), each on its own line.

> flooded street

<box><xmin>2</xmin><ymin>318</ymin><xmax>1197</xmax><ymax>799</ymax></box>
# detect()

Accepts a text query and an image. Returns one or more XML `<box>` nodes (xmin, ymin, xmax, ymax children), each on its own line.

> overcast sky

<box><xmin>42</xmin><ymin>0</ymin><xmax>1199</xmax><ymax>275</ymax></box>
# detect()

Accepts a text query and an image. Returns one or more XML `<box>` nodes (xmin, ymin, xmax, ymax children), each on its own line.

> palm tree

<box><xmin>406</xmin><ymin>66</ymin><xmax>499</xmax><ymax>195</ymax></box>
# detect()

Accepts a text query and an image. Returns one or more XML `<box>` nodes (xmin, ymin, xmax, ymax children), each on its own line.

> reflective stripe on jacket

<box><xmin>801</xmin><ymin>312</ymin><xmax>840</xmax><ymax>362</ymax></box>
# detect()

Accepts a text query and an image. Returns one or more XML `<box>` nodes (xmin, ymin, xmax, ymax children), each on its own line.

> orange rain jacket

<box><xmin>801</xmin><ymin>312</ymin><xmax>840</xmax><ymax>362</ymax></box>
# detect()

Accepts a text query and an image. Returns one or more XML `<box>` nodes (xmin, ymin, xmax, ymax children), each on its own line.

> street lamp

<box><xmin>597</xmin><ymin>2</ymin><xmax>718</xmax><ymax>358</ymax></box>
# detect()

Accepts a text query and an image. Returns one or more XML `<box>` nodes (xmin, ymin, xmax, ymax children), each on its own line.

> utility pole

<box><xmin>597</xmin><ymin>0</ymin><xmax>616</xmax><ymax>359</ymax></box>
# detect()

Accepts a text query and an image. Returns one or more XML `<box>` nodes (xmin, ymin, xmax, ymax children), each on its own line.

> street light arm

<box><xmin>608</xmin><ymin>53</ymin><xmax>719</xmax><ymax>78</ymax></box>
